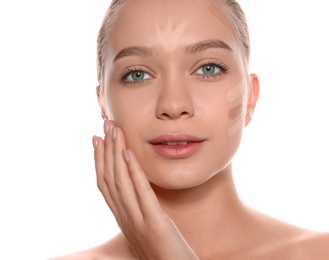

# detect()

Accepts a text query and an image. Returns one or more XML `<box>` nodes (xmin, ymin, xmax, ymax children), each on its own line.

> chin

<box><xmin>145</xmin><ymin>164</ymin><xmax>220</xmax><ymax>190</ymax></box>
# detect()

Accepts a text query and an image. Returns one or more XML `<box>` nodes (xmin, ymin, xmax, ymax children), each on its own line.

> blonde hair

<box><xmin>96</xmin><ymin>0</ymin><xmax>250</xmax><ymax>87</ymax></box>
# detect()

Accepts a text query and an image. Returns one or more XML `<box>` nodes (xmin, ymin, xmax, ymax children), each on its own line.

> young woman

<box><xmin>52</xmin><ymin>0</ymin><xmax>329</xmax><ymax>259</ymax></box>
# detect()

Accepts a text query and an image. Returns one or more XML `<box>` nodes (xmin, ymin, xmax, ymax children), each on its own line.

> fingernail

<box><xmin>103</xmin><ymin>120</ymin><xmax>110</xmax><ymax>134</ymax></box>
<box><xmin>92</xmin><ymin>136</ymin><xmax>98</xmax><ymax>149</ymax></box>
<box><xmin>111</xmin><ymin>126</ymin><xmax>117</xmax><ymax>141</ymax></box>
<box><xmin>122</xmin><ymin>149</ymin><xmax>130</xmax><ymax>162</ymax></box>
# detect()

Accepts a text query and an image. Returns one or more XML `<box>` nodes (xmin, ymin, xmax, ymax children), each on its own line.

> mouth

<box><xmin>158</xmin><ymin>141</ymin><xmax>190</xmax><ymax>146</ymax></box>
<box><xmin>149</xmin><ymin>134</ymin><xmax>205</xmax><ymax>159</ymax></box>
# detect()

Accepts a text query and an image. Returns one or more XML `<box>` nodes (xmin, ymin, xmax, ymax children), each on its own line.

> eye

<box><xmin>196</xmin><ymin>64</ymin><xmax>221</xmax><ymax>75</ymax></box>
<box><xmin>193</xmin><ymin>60</ymin><xmax>229</xmax><ymax>80</ymax></box>
<box><xmin>124</xmin><ymin>70</ymin><xmax>152</xmax><ymax>82</ymax></box>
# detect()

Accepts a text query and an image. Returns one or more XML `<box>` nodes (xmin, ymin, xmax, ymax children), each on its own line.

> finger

<box><xmin>112</xmin><ymin>127</ymin><xmax>143</xmax><ymax>222</ymax></box>
<box><xmin>122</xmin><ymin>149</ymin><xmax>164</xmax><ymax>220</ymax></box>
<box><xmin>93</xmin><ymin>135</ymin><xmax>117</xmax><ymax>215</ymax></box>
<box><xmin>103</xmin><ymin>120</ymin><xmax>122</xmax><ymax>213</ymax></box>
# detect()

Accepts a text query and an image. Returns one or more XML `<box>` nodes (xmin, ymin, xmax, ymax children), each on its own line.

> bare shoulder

<box><xmin>47</xmin><ymin>233</ymin><xmax>137</xmax><ymax>260</ymax></box>
<box><xmin>297</xmin><ymin>231</ymin><xmax>329</xmax><ymax>259</ymax></box>
<box><xmin>260</xmin><ymin>229</ymin><xmax>329</xmax><ymax>260</ymax></box>
<box><xmin>268</xmin><ymin>222</ymin><xmax>329</xmax><ymax>259</ymax></box>
<box><xmin>244</xmin><ymin>208</ymin><xmax>329</xmax><ymax>259</ymax></box>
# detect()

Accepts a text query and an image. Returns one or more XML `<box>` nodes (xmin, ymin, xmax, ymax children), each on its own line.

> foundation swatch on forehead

<box><xmin>154</xmin><ymin>20</ymin><xmax>190</xmax><ymax>52</ymax></box>
<box><xmin>208</xmin><ymin>3</ymin><xmax>238</xmax><ymax>55</ymax></box>
<box><xmin>208</xmin><ymin>4</ymin><xmax>232</xmax><ymax>34</ymax></box>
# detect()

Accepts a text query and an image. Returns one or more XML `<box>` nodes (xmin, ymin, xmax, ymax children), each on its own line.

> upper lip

<box><xmin>150</xmin><ymin>134</ymin><xmax>205</xmax><ymax>144</ymax></box>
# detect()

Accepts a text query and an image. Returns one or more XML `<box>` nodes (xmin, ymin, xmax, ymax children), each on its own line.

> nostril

<box><xmin>158</xmin><ymin>112</ymin><xmax>170</xmax><ymax>119</ymax></box>
<box><xmin>155</xmin><ymin>93</ymin><xmax>195</xmax><ymax>120</ymax></box>
<box><xmin>157</xmin><ymin>110</ymin><xmax>192</xmax><ymax>120</ymax></box>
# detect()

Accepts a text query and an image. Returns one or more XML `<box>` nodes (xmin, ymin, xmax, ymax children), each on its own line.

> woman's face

<box><xmin>99</xmin><ymin>0</ymin><xmax>258</xmax><ymax>189</ymax></box>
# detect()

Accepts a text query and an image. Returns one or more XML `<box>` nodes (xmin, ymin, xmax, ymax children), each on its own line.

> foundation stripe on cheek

<box><xmin>228</xmin><ymin>117</ymin><xmax>244</xmax><ymax>137</ymax></box>
<box><xmin>228</xmin><ymin>103</ymin><xmax>244</xmax><ymax>137</ymax></box>
<box><xmin>226</xmin><ymin>84</ymin><xmax>244</xmax><ymax>103</ymax></box>
<box><xmin>228</xmin><ymin>104</ymin><xmax>243</xmax><ymax>119</ymax></box>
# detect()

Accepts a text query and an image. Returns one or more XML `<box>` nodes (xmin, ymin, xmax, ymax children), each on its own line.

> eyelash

<box><xmin>120</xmin><ymin>61</ymin><xmax>229</xmax><ymax>86</ymax></box>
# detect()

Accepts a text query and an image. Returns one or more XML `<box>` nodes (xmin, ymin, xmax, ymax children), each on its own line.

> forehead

<box><xmin>107</xmin><ymin>0</ymin><xmax>237</xmax><ymax>56</ymax></box>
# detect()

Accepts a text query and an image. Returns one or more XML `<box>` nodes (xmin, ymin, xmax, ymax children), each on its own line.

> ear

<box><xmin>245</xmin><ymin>73</ymin><xmax>260</xmax><ymax>126</ymax></box>
<box><xmin>96</xmin><ymin>85</ymin><xmax>108</xmax><ymax>120</ymax></box>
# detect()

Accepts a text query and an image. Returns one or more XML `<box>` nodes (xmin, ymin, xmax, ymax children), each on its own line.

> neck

<box><xmin>151</xmin><ymin>164</ymin><xmax>249</xmax><ymax>257</ymax></box>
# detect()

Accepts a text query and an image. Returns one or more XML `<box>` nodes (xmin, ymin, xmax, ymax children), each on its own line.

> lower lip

<box><xmin>151</xmin><ymin>142</ymin><xmax>203</xmax><ymax>159</ymax></box>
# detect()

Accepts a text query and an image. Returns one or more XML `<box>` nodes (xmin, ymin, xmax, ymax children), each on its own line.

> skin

<box><xmin>50</xmin><ymin>0</ymin><xmax>329</xmax><ymax>259</ymax></box>
<box><xmin>154</xmin><ymin>20</ymin><xmax>190</xmax><ymax>52</ymax></box>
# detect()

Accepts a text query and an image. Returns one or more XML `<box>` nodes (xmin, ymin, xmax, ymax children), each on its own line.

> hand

<box><xmin>92</xmin><ymin>120</ymin><xmax>199</xmax><ymax>260</ymax></box>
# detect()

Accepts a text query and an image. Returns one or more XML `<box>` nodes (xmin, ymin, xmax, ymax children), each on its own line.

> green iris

<box><xmin>131</xmin><ymin>71</ymin><xmax>145</xmax><ymax>81</ymax></box>
<box><xmin>202</xmin><ymin>65</ymin><xmax>216</xmax><ymax>75</ymax></box>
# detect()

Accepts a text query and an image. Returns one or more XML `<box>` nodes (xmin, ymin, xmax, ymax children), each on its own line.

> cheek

<box><xmin>228</xmin><ymin>104</ymin><xmax>243</xmax><ymax>119</ymax></box>
<box><xmin>225</xmin><ymin>78</ymin><xmax>245</xmax><ymax>103</ymax></box>
<box><xmin>228</xmin><ymin>117</ymin><xmax>244</xmax><ymax>137</ymax></box>
<box><xmin>227</xmin><ymin>101</ymin><xmax>244</xmax><ymax>134</ymax></box>
<box><xmin>107</xmin><ymin>87</ymin><xmax>153</xmax><ymax>125</ymax></box>
<box><xmin>106</xmin><ymin>90</ymin><xmax>155</xmax><ymax>152</ymax></box>
<box><xmin>226</xmin><ymin>87</ymin><xmax>247</xmax><ymax>137</ymax></box>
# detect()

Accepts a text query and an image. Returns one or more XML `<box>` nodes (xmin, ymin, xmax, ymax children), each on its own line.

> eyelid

<box><xmin>120</xmin><ymin>66</ymin><xmax>147</xmax><ymax>78</ymax></box>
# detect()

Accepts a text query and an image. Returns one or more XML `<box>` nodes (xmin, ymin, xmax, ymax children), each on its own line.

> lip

<box><xmin>149</xmin><ymin>134</ymin><xmax>205</xmax><ymax>159</ymax></box>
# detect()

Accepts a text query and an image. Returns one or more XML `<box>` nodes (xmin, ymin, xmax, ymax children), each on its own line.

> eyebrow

<box><xmin>113</xmin><ymin>39</ymin><xmax>232</xmax><ymax>62</ymax></box>
<box><xmin>113</xmin><ymin>46</ymin><xmax>154</xmax><ymax>62</ymax></box>
<box><xmin>185</xmin><ymin>39</ymin><xmax>232</xmax><ymax>54</ymax></box>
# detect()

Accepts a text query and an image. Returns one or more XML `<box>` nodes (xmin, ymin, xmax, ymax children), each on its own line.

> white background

<box><xmin>0</xmin><ymin>1</ymin><xmax>328</xmax><ymax>259</ymax></box>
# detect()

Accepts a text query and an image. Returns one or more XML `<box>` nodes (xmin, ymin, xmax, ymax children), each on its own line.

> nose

<box><xmin>155</xmin><ymin>78</ymin><xmax>194</xmax><ymax>120</ymax></box>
